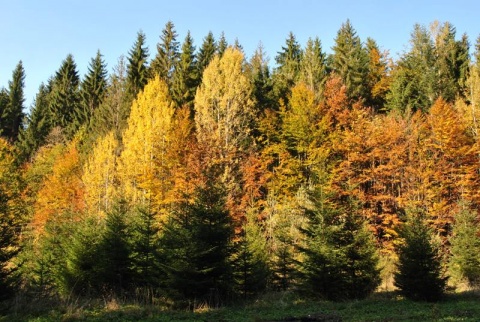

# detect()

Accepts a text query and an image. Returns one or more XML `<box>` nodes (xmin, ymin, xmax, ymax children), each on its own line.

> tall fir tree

<box><xmin>48</xmin><ymin>54</ymin><xmax>81</xmax><ymax>137</ymax></box>
<box><xmin>150</xmin><ymin>21</ymin><xmax>180</xmax><ymax>86</ymax></box>
<box><xmin>196</xmin><ymin>31</ymin><xmax>217</xmax><ymax>80</ymax></box>
<box><xmin>331</xmin><ymin>20</ymin><xmax>369</xmax><ymax>102</ymax></box>
<box><xmin>217</xmin><ymin>32</ymin><xmax>228</xmax><ymax>57</ymax></box>
<box><xmin>249</xmin><ymin>43</ymin><xmax>275</xmax><ymax>114</ymax></box>
<box><xmin>0</xmin><ymin>89</ymin><xmax>9</xmax><ymax>137</ymax></box>
<box><xmin>273</xmin><ymin>32</ymin><xmax>302</xmax><ymax>104</ymax></box>
<box><xmin>171</xmin><ymin>31</ymin><xmax>198</xmax><ymax>111</ymax></box>
<box><xmin>0</xmin><ymin>61</ymin><xmax>25</xmax><ymax>142</ymax></box>
<box><xmin>80</xmin><ymin>50</ymin><xmax>108</xmax><ymax>126</ymax></box>
<box><xmin>126</xmin><ymin>31</ymin><xmax>149</xmax><ymax>102</ymax></box>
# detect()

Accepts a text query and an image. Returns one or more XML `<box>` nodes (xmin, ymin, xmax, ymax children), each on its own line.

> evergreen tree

<box><xmin>394</xmin><ymin>209</ymin><xmax>447</xmax><ymax>301</ymax></box>
<box><xmin>126</xmin><ymin>31</ymin><xmax>149</xmax><ymax>101</ymax></box>
<box><xmin>300</xmin><ymin>192</ymin><xmax>380</xmax><ymax>301</ymax></box>
<box><xmin>231</xmin><ymin>208</ymin><xmax>269</xmax><ymax>299</ymax></box>
<box><xmin>16</xmin><ymin>84</ymin><xmax>51</xmax><ymax>161</ymax></box>
<box><xmin>160</xmin><ymin>180</ymin><xmax>233</xmax><ymax>307</ymax></box>
<box><xmin>273</xmin><ymin>32</ymin><xmax>302</xmax><ymax>104</ymax></box>
<box><xmin>217</xmin><ymin>32</ymin><xmax>228</xmax><ymax>57</ymax></box>
<box><xmin>171</xmin><ymin>31</ymin><xmax>198</xmax><ymax>111</ymax></box>
<box><xmin>150</xmin><ymin>21</ymin><xmax>180</xmax><ymax>85</ymax></box>
<box><xmin>48</xmin><ymin>54</ymin><xmax>81</xmax><ymax>136</ymax></box>
<box><xmin>96</xmin><ymin>199</ymin><xmax>132</xmax><ymax>295</ymax></box>
<box><xmin>449</xmin><ymin>203</ymin><xmax>480</xmax><ymax>288</ymax></box>
<box><xmin>80</xmin><ymin>50</ymin><xmax>108</xmax><ymax>125</ymax></box>
<box><xmin>365</xmin><ymin>37</ymin><xmax>390</xmax><ymax>111</ymax></box>
<box><xmin>331</xmin><ymin>20</ymin><xmax>369</xmax><ymax>101</ymax></box>
<box><xmin>249</xmin><ymin>43</ymin><xmax>275</xmax><ymax>114</ymax></box>
<box><xmin>475</xmin><ymin>35</ymin><xmax>480</xmax><ymax>72</ymax></box>
<box><xmin>197</xmin><ymin>31</ymin><xmax>216</xmax><ymax>79</ymax></box>
<box><xmin>0</xmin><ymin>61</ymin><xmax>25</xmax><ymax>142</ymax></box>
<box><xmin>299</xmin><ymin>37</ymin><xmax>327</xmax><ymax>101</ymax></box>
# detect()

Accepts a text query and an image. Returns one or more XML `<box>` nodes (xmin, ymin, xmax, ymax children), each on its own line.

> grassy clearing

<box><xmin>1</xmin><ymin>291</ymin><xmax>480</xmax><ymax>321</ymax></box>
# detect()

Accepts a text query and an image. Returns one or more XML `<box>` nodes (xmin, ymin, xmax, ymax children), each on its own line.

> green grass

<box><xmin>2</xmin><ymin>291</ymin><xmax>480</xmax><ymax>321</ymax></box>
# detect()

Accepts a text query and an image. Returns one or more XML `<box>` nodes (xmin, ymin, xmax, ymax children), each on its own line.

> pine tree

<box><xmin>48</xmin><ymin>54</ymin><xmax>81</xmax><ymax>137</ymax></box>
<box><xmin>449</xmin><ymin>202</ymin><xmax>480</xmax><ymax>288</ymax></box>
<box><xmin>171</xmin><ymin>31</ymin><xmax>198</xmax><ymax>111</ymax></box>
<box><xmin>273</xmin><ymin>32</ymin><xmax>302</xmax><ymax>103</ymax></box>
<box><xmin>160</xmin><ymin>180</ymin><xmax>233</xmax><ymax>307</ymax></box>
<box><xmin>217</xmin><ymin>32</ymin><xmax>228</xmax><ymax>57</ymax></box>
<box><xmin>150</xmin><ymin>21</ymin><xmax>180</xmax><ymax>85</ymax></box>
<box><xmin>249</xmin><ymin>43</ymin><xmax>274</xmax><ymax>114</ymax></box>
<box><xmin>126</xmin><ymin>31</ymin><xmax>149</xmax><ymax>102</ymax></box>
<box><xmin>197</xmin><ymin>31</ymin><xmax>216</xmax><ymax>79</ymax></box>
<box><xmin>394</xmin><ymin>209</ymin><xmax>447</xmax><ymax>301</ymax></box>
<box><xmin>300</xmin><ymin>192</ymin><xmax>380</xmax><ymax>301</ymax></box>
<box><xmin>0</xmin><ymin>61</ymin><xmax>25</xmax><ymax>142</ymax></box>
<box><xmin>331</xmin><ymin>20</ymin><xmax>369</xmax><ymax>101</ymax></box>
<box><xmin>16</xmin><ymin>83</ymin><xmax>51</xmax><ymax>161</ymax></box>
<box><xmin>80</xmin><ymin>50</ymin><xmax>108</xmax><ymax>125</ymax></box>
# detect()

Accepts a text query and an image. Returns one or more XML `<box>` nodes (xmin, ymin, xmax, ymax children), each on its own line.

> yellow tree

<box><xmin>117</xmin><ymin>76</ymin><xmax>175</xmax><ymax>214</ymax></box>
<box><xmin>82</xmin><ymin>131</ymin><xmax>118</xmax><ymax>217</ymax></box>
<box><xmin>33</xmin><ymin>139</ymin><xmax>85</xmax><ymax>233</ymax></box>
<box><xmin>194</xmin><ymin>47</ymin><xmax>255</xmax><ymax>221</ymax></box>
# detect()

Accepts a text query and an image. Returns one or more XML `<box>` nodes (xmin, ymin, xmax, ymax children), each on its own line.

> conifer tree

<box><xmin>17</xmin><ymin>83</ymin><xmax>52</xmax><ymax>161</ymax></box>
<box><xmin>160</xmin><ymin>179</ymin><xmax>233</xmax><ymax>307</ymax></box>
<box><xmin>449</xmin><ymin>203</ymin><xmax>480</xmax><ymax>288</ymax></box>
<box><xmin>197</xmin><ymin>31</ymin><xmax>216</xmax><ymax>79</ymax></box>
<box><xmin>394</xmin><ymin>209</ymin><xmax>447</xmax><ymax>301</ymax></box>
<box><xmin>300</xmin><ymin>191</ymin><xmax>380</xmax><ymax>301</ymax></box>
<box><xmin>150</xmin><ymin>21</ymin><xmax>180</xmax><ymax>85</ymax></box>
<box><xmin>171</xmin><ymin>31</ymin><xmax>198</xmax><ymax>111</ymax></box>
<box><xmin>331</xmin><ymin>20</ymin><xmax>369</xmax><ymax>101</ymax></box>
<box><xmin>0</xmin><ymin>61</ymin><xmax>25</xmax><ymax>142</ymax></box>
<box><xmin>217</xmin><ymin>32</ymin><xmax>228</xmax><ymax>57</ymax></box>
<box><xmin>365</xmin><ymin>38</ymin><xmax>390</xmax><ymax>111</ymax></box>
<box><xmin>126</xmin><ymin>31</ymin><xmax>149</xmax><ymax>102</ymax></box>
<box><xmin>0</xmin><ymin>89</ymin><xmax>9</xmax><ymax>137</ymax></box>
<box><xmin>48</xmin><ymin>54</ymin><xmax>81</xmax><ymax>136</ymax></box>
<box><xmin>249</xmin><ymin>43</ymin><xmax>274</xmax><ymax>114</ymax></box>
<box><xmin>80</xmin><ymin>50</ymin><xmax>108</xmax><ymax>124</ymax></box>
<box><xmin>273</xmin><ymin>32</ymin><xmax>302</xmax><ymax>103</ymax></box>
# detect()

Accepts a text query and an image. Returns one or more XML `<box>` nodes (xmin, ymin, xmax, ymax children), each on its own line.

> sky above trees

<box><xmin>1</xmin><ymin>0</ymin><xmax>479</xmax><ymax>108</ymax></box>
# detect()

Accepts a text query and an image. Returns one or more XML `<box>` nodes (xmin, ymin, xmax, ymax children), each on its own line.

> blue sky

<box><xmin>1</xmin><ymin>0</ymin><xmax>479</xmax><ymax>108</ymax></box>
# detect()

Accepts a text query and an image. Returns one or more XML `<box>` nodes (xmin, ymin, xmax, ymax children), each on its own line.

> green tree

<box><xmin>331</xmin><ymin>20</ymin><xmax>369</xmax><ymax>101</ymax></box>
<box><xmin>171</xmin><ymin>31</ymin><xmax>198</xmax><ymax>111</ymax></box>
<box><xmin>249</xmin><ymin>43</ymin><xmax>274</xmax><ymax>114</ymax></box>
<box><xmin>126</xmin><ymin>31</ymin><xmax>149</xmax><ymax>102</ymax></box>
<box><xmin>160</xmin><ymin>180</ymin><xmax>233</xmax><ymax>307</ymax></box>
<box><xmin>299</xmin><ymin>37</ymin><xmax>327</xmax><ymax>100</ymax></box>
<box><xmin>300</xmin><ymin>192</ymin><xmax>380</xmax><ymax>301</ymax></box>
<box><xmin>273</xmin><ymin>32</ymin><xmax>302</xmax><ymax>103</ymax></box>
<box><xmin>80</xmin><ymin>50</ymin><xmax>108</xmax><ymax>125</ymax></box>
<box><xmin>48</xmin><ymin>54</ymin><xmax>81</xmax><ymax>136</ymax></box>
<box><xmin>217</xmin><ymin>32</ymin><xmax>228</xmax><ymax>57</ymax></box>
<box><xmin>17</xmin><ymin>83</ymin><xmax>53</xmax><ymax>161</ymax></box>
<box><xmin>0</xmin><ymin>61</ymin><xmax>25</xmax><ymax>142</ymax></box>
<box><xmin>394</xmin><ymin>209</ymin><xmax>447</xmax><ymax>301</ymax></box>
<box><xmin>449</xmin><ymin>203</ymin><xmax>480</xmax><ymax>288</ymax></box>
<box><xmin>197</xmin><ymin>31</ymin><xmax>217</xmax><ymax>79</ymax></box>
<box><xmin>150</xmin><ymin>21</ymin><xmax>180</xmax><ymax>85</ymax></box>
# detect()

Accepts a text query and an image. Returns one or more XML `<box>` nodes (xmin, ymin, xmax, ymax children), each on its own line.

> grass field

<box><xmin>1</xmin><ymin>291</ymin><xmax>480</xmax><ymax>321</ymax></box>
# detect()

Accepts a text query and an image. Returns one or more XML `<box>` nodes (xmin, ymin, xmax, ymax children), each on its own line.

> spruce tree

<box><xmin>150</xmin><ymin>21</ymin><xmax>180</xmax><ymax>85</ymax></box>
<box><xmin>273</xmin><ymin>32</ymin><xmax>302</xmax><ymax>103</ymax></box>
<box><xmin>449</xmin><ymin>203</ymin><xmax>480</xmax><ymax>288</ymax></box>
<box><xmin>394</xmin><ymin>209</ymin><xmax>447</xmax><ymax>301</ymax></box>
<box><xmin>217</xmin><ymin>32</ymin><xmax>228</xmax><ymax>57</ymax></box>
<box><xmin>126</xmin><ymin>31</ymin><xmax>149</xmax><ymax>102</ymax></box>
<box><xmin>171</xmin><ymin>31</ymin><xmax>198</xmax><ymax>111</ymax></box>
<box><xmin>300</xmin><ymin>192</ymin><xmax>380</xmax><ymax>301</ymax></box>
<box><xmin>160</xmin><ymin>180</ymin><xmax>233</xmax><ymax>307</ymax></box>
<box><xmin>48</xmin><ymin>54</ymin><xmax>81</xmax><ymax>137</ymax></box>
<box><xmin>80</xmin><ymin>50</ymin><xmax>108</xmax><ymax>125</ymax></box>
<box><xmin>0</xmin><ymin>61</ymin><xmax>25</xmax><ymax>142</ymax></box>
<box><xmin>331</xmin><ymin>20</ymin><xmax>369</xmax><ymax>101</ymax></box>
<box><xmin>249</xmin><ymin>43</ymin><xmax>275</xmax><ymax>114</ymax></box>
<box><xmin>197</xmin><ymin>31</ymin><xmax>216</xmax><ymax>79</ymax></box>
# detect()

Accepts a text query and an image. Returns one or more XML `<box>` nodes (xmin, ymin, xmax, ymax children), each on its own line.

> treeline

<box><xmin>1</xmin><ymin>20</ymin><xmax>480</xmax><ymax>306</ymax></box>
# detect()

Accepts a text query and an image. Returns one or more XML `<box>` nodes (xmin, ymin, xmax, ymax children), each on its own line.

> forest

<box><xmin>1</xmin><ymin>19</ymin><xmax>480</xmax><ymax>311</ymax></box>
